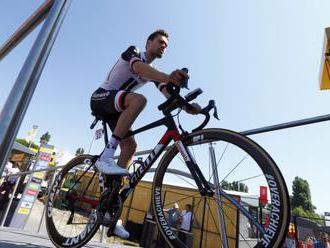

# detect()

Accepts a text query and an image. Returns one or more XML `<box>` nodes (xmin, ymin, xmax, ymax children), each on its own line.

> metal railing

<box><xmin>0</xmin><ymin>164</ymin><xmax>64</xmax><ymax>228</ymax></box>
<box><xmin>0</xmin><ymin>0</ymin><xmax>71</xmax><ymax>182</ymax></box>
<box><xmin>0</xmin><ymin>0</ymin><xmax>52</xmax><ymax>61</ymax></box>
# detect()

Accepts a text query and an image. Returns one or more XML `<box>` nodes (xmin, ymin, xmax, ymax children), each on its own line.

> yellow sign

<box><xmin>30</xmin><ymin>147</ymin><xmax>38</xmax><ymax>154</ymax></box>
<box><xmin>320</xmin><ymin>27</ymin><xmax>330</xmax><ymax>90</ymax></box>
<box><xmin>39</xmin><ymin>147</ymin><xmax>54</xmax><ymax>154</ymax></box>
<box><xmin>33</xmin><ymin>172</ymin><xmax>45</xmax><ymax>179</ymax></box>
<box><xmin>18</xmin><ymin>208</ymin><xmax>30</xmax><ymax>215</ymax></box>
<box><xmin>11</xmin><ymin>153</ymin><xmax>25</xmax><ymax>162</ymax></box>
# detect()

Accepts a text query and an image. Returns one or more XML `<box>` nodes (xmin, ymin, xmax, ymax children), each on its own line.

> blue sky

<box><xmin>1</xmin><ymin>1</ymin><xmax>330</xmax><ymax>214</ymax></box>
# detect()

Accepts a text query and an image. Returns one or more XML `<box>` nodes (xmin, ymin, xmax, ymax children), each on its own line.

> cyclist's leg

<box><xmin>118</xmin><ymin>136</ymin><xmax>137</xmax><ymax>168</ymax></box>
<box><xmin>112</xmin><ymin>92</ymin><xmax>146</xmax><ymax>138</ymax></box>
<box><xmin>111</xmin><ymin>92</ymin><xmax>145</xmax><ymax>169</ymax></box>
<box><xmin>91</xmin><ymin>89</ymin><xmax>145</xmax><ymax>170</ymax></box>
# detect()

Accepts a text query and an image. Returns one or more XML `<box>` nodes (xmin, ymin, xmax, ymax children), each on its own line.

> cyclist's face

<box><xmin>147</xmin><ymin>35</ymin><xmax>168</xmax><ymax>58</ymax></box>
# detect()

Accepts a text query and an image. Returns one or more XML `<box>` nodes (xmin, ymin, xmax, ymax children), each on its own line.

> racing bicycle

<box><xmin>45</xmin><ymin>82</ymin><xmax>290</xmax><ymax>248</ymax></box>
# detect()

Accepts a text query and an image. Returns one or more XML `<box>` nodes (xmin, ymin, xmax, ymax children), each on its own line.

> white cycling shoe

<box><xmin>113</xmin><ymin>219</ymin><xmax>130</xmax><ymax>239</ymax></box>
<box><xmin>95</xmin><ymin>158</ymin><xmax>129</xmax><ymax>175</ymax></box>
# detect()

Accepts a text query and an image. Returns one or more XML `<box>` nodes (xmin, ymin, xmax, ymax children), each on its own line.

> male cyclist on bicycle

<box><xmin>91</xmin><ymin>29</ymin><xmax>201</xmax><ymax>176</ymax></box>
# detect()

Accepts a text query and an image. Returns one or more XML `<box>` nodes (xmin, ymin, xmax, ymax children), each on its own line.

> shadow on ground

<box><xmin>0</xmin><ymin>239</ymin><xmax>49</xmax><ymax>248</ymax></box>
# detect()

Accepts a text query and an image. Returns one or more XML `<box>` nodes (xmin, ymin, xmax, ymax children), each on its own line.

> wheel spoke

<box><xmin>163</xmin><ymin>192</ymin><xmax>201</xmax><ymax>208</ymax></box>
<box><xmin>220</xmin><ymin>155</ymin><xmax>248</xmax><ymax>183</ymax></box>
<box><xmin>209</xmin><ymin>143</ymin><xmax>228</xmax><ymax>182</ymax></box>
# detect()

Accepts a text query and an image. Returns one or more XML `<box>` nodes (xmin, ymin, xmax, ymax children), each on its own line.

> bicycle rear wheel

<box><xmin>45</xmin><ymin>155</ymin><xmax>102</xmax><ymax>248</ymax></box>
<box><xmin>152</xmin><ymin>128</ymin><xmax>289</xmax><ymax>248</ymax></box>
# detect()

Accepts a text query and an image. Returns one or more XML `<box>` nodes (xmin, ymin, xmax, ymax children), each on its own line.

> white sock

<box><xmin>100</xmin><ymin>135</ymin><xmax>120</xmax><ymax>161</ymax></box>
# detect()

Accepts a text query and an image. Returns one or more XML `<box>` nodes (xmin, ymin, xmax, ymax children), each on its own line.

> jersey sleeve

<box><xmin>121</xmin><ymin>46</ymin><xmax>142</xmax><ymax>72</ymax></box>
<box><xmin>153</xmin><ymin>80</ymin><xmax>166</xmax><ymax>92</ymax></box>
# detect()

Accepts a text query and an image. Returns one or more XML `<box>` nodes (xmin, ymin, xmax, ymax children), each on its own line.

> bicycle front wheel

<box><xmin>45</xmin><ymin>154</ymin><xmax>102</xmax><ymax>248</ymax></box>
<box><xmin>152</xmin><ymin>128</ymin><xmax>289</xmax><ymax>248</ymax></box>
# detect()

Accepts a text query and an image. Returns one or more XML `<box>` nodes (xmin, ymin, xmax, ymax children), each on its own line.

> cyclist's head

<box><xmin>146</xmin><ymin>29</ymin><xmax>169</xmax><ymax>58</ymax></box>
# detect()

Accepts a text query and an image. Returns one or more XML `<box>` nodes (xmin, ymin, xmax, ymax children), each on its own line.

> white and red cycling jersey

<box><xmin>100</xmin><ymin>46</ymin><xmax>163</xmax><ymax>92</ymax></box>
<box><xmin>90</xmin><ymin>46</ymin><xmax>165</xmax><ymax>128</ymax></box>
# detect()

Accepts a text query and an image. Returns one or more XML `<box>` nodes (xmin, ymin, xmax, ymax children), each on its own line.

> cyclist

<box><xmin>90</xmin><ymin>29</ymin><xmax>201</xmax><ymax>239</ymax></box>
<box><xmin>90</xmin><ymin>29</ymin><xmax>201</xmax><ymax>176</ymax></box>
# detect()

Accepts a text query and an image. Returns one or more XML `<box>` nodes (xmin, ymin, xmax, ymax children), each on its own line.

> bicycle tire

<box><xmin>45</xmin><ymin>154</ymin><xmax>101</xmax><ymax>248</ymax></box>
<box><xmin>152</xmin><ymin>128</ymin><xmax>289</xmax><ymax>248</ymax></box>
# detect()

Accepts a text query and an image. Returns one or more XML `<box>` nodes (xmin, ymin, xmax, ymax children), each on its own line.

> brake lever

<box><xmin>213</xmin><ymin>104</ymin><xmax>220</xmax><ymax>120</ymax></box>
<box><xmin>191</xmin><ymin>100</ymin><xmax>220</xmax><ymax>132</ymax></box>
<box><xmin>206</xmin><ymin>100</ymin><xmax>220</xmax><ymax>120</ymax></box>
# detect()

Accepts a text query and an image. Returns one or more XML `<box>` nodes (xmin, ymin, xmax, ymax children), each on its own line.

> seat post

<box><xmin>102</xmin><ymin>120</ymin><xmax>109</xmax><ymax>145</ymax></box>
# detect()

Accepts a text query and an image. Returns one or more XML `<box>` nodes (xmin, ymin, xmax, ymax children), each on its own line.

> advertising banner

<box><xmin>95</xmin><ymin>128</ymin><xmax>104</xmax><ymax>140</ymax></box>
<box><xmin>325</xmin><ymin>212</ymin><xmax>330</xmax><ymax>226</ymax></box>
<box><xmin>259</xmin><ymin>185</ymin><xmax>268</xmax><ymax>204</ymax></box>
<box><xmin>10</xmin><ymin>143</ymin><xmax>54</xmax><ymax>229</ymax></box>
<box><xmin>25</xmin><ymin>125</ymin><xmax>38</xmax><ymax>143</ymax></box>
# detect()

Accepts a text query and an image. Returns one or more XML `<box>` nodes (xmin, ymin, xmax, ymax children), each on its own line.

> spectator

<box><xmin>164</xmin><ymin>202</ymin><xmax>180</xmax><ymax>229</ymax></box>
<box><xmin>6</xmin><ymin>162</ymin><xmax>20</xmax><ymax>184</ymax></box>
<box><xmin>0</xmin><ymin>161</ymin><xmax>20</xmax><ymax>209</ymax></box>
<box><xmin>315</xmin><ymin>232</ymin><xmax>330</xmax><ymax>248</ymax></box>
<box><xmin>178</xmin><ymin>204</ymin><xmax>194</xmax><ymax>245</ymax></box>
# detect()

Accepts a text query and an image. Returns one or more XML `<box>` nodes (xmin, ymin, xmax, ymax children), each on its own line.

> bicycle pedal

<box><xmin>106</xmin><ymin>221</ymin><xmax>118</xmax><ymax>238</ymax></box>
<box><xmin>97</xmin><ymin>211</ymin><xmax>116</xmax><ymax>227</ymax></box>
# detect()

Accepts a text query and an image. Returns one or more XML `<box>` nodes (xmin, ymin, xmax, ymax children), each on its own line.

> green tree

<box><xmin>221</xmin><ymin>180</ymin><xmax>248</xmax><ymax>193</ymax></box>
<box><xmin>291</xmin><ymin>176</ymin><xmax>323</xmax><ymax>223</ymax></box>
<box><xmin>75</xmin><ymin>147</ymin><xmax>85</xmax><ymax>156</ymax></box>
<box><xmin>291</xmin><ymin>176</ymin><xmax>315</xmax><ymax>213</ymax></box>
<box><xmin>40</xmin><ymin>132</ymin><xmax>51</xmax><ymax>144</ymax></box>
<box><xmin>16</xmin><ymin>138</ymin><xmax>39</xmax><ymax>150</ymax></box>
<box><xmin>292</xmin><ymin>207</ymin><xmax>323</xmax><ymax>225</ymax></box>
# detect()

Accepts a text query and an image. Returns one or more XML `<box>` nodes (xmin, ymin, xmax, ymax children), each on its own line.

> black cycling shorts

<box><xmin>90</xmin><ymin>88</ymin><xmax>128</xmax><ymax>131</ymax></box>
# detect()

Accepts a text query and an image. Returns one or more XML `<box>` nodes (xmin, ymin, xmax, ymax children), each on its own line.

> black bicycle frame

<box><xmin>106</xmin><ymin>112</ymin><xmax>213</xmax><ymax>201</ymax></box>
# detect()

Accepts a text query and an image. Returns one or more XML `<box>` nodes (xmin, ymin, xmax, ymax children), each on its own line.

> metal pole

<box><xmin>241</xmin><ymin>114</ymin><xmax>330</xmax><ymax>136</ymax></box>
<box><xmin>259</xmin><ymin>204</ymin><xmax>263</xmax><ymax>239</ymax></box>
<box><xmin>209</xmin><ymin>143</ymin><xmax>229</xmax><ymax>248</ymax></box>
<box><xmin>0</xmin><ymin>0</ymin><xmax>53</xmax><ymax>61</ymax></box>
<box><xmin>293</xmin><ymin>215</ymin><xmax>299</xmax><ymax>247</ymax></box>
<box><xmin>99</xmin><ymin>225</ymin><xmax>105</xmax><ymax>243</ymax></box>
<box><xmin>37</xmin><ymin>170</ymin><xmax>57</xmax><ymax>232</ymax></box>
<box><xmin>1</xmin><ymin>176</ymin><xmax>21</xmax><ymax>227</ymax></box>
<box><xmin>199</xmin><ymin>197</ymin><xmax>207</xmax><ymax>248</ymax></box>
<box><xmin>0</xmin><ymin>0</ymin><xmax>71</xmax><ymax>177</ymax></box>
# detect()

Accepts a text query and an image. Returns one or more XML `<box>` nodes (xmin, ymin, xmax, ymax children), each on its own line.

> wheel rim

<box><xmin>153</xmin><ymin>129</ymin><xmax>289</xmax><ymax>248</ymax></box>
<box><xmin>46</xmin><ymin>155</ymin><xmax>101</xmax><ymax>247</ymax></box>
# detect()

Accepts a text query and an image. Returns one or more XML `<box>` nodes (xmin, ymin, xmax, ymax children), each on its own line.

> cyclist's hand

<box><xmin>167</xmin><ymin>69</ymin><xmax>189</xmax><ymax>86</ymax></box>
<box><xmin>184</xmin><ymin>103</ymin><xmax>202</xmax><ymax>115</ymax></box>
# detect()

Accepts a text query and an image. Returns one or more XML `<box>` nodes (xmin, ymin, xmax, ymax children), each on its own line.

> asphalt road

<box><xmin>0</xmin><ymin>227</ymin><xmax>133</xmax><ymax>248</ymax></box>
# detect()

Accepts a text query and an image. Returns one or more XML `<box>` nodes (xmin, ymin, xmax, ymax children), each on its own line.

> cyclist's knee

<box><xmin>134</xmin><ymin>94</ymin><xmax>147</xmax><ymax>109</ymax></box>
<box><xmin>125</xmin><ymin>93</ymin><xmax>147</xmax><ymax>109</ymax></box>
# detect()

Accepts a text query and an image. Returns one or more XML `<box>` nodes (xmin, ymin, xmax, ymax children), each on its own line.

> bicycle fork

<box><xmin>175</xmin><ymin>140</ymin><xmax>214</xmax><ymax>197</ymax></box>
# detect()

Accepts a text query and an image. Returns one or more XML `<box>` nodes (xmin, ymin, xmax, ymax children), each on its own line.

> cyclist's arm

<box><xmin>132</xmin><ymin>61</ymin><xmax>188</xmax><ymax>87</ymax></box>
<box><xmin>154</xmin><ymin>80</ymin><xmax>201</xmax><ymax>114</ymax></box>
<box><xmin>132</xmin><ymin>61</ymin><xmax>170</xmax><ymax>84</ymax></box>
